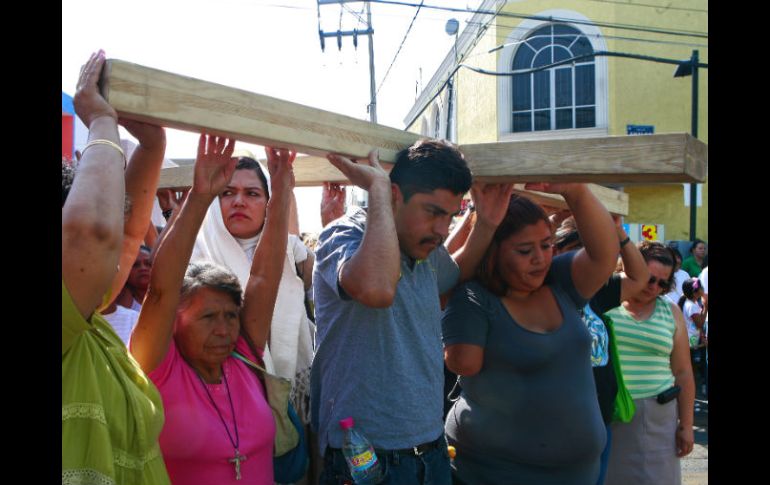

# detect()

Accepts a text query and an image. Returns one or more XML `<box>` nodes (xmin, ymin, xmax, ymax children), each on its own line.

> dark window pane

<box><xmin>513</xmin><ymin>44</ymin><xmax>535</xmax><ymax>70</ymax></box>
<box><xmin>513</xmin><ymin>112</ymin><xmax>532</xmax><ymax>132</ymax></box>
<box><xmin>526</xmin><ymin>25</ymin><xmax>551</xmax><ymax>50</ymax></box>
<box><xmin>576</xmin><ymin>107</ymin><xmax>595</xmax><ymax>128</ymax></box>
<box><xmin>534</xmin><ymin>70</ymin><xmax>550</xmax><ymax>109</ymax></box>
<box><xmin>571</xmin><ymin>35</ymin><xmax>594</xmax><ymax>61</ymax></box>
<box><xmin>534</xmin><ymin>110</ymin><xmax>551</xmax><ymax>131</ymax></box>
<box><xmin>512</xmin><ymin>74</ymin><xmax>531</xmax><ymax>111</ymax></box>
<box><xmin>553</xmin><ymin>24</ymin><xmax>578</xmax><ymax>47</ymax></box>
<box><xmin>555</xmin><ymin>68</ymin><xmax>572</xmax><ymax>107</ymax></box>
<box><xmin>533</xmin><ymin>47</ymin><xmax>552</xmax><ymax>68</ymax></box>
<box><xmin>556</xmin><ymin>108</ymin><xmax>573</xmax><ymax>129</ymax></box>
<box><xmin>575</xmin><ymin>64</ymin><xmax>595</xmax><ymax>105</ymax></box>
<box><xmin>554</xmin><ymin>46</ymin><xmax>571</xmax><ymax>63</ymax></box>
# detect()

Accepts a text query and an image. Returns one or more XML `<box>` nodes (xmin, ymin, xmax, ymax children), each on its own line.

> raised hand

<box><xmin>192</xmin><ymin>134</ymin><xmax>236</xmax><ymax>197</ymax></box>
<box><xmin>524</xmin><ymin>182</ymin><xmax>583</xmax><ymax>197</ymax></box>
<box><xmin>73</xmin><ymin>50</ymin><xmax>118</xmax><ymax>127</ymax></box>
<box><xmin>326</xmin><ymin>150</ymin><xmax>389</xmax><ymax>191</ymax></box>
<box><xmin>321</xmin><ymin>182</ymin><xmax>346</xmax><ymax>226</ymax></box>
<box><xmin>470</xmin><ymin>182</ymin><xmax>515</xmax><ymax>229</ymax></box>
<box><xmin>119</xmin><ymin>119</ymin><xmax>166</xmax><ymax>152</ymax></box>
<box><xmin>157</xmin><ymin>188</ymin><xmax>189</xmax><ymax>213</ymax></box>
<box><xmin>264</xmin><ymin>146</ymin><xmax>296</xmax><ymax>193</ymax></box>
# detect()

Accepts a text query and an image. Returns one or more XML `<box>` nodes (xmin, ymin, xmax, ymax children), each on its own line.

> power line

<box><xmin>584</xmin><ymin>0</ymin><xmax>708</xmax><ymax>14</ymax></box>
<box><xmin>376</xmin><ymin>0</ymin><xmax>425</xmax><ymax>96</ymax></box>
<box><xmin>367</xmin><ymin>0</ymin><xmax>707</xmax><ymax>38</ymax></box>
<box><xmin>405</xmin><ymin>50</ymin><xmax>707</xmax><ymax>128</ymax></box>
<box><xmin>470</xmin><ymin>19</ymin><xmax>709</xmax><ymax>51</ymax></box>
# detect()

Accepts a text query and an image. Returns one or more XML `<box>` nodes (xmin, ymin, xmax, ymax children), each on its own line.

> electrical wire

<box><xmin>367</xmin><ymin>0</ymin><xmax>707</xmax><ymax>39</ymax></box>
<box><xmin>376</xmin><ymin>0</ymin><xmax>425</xmax><ymax>96</ymax></box>
<box><xmin>583</xmin><ymin>0</ymin><xmax>708</xmax><ymax>14</ymax></box>
<box><xmin>405</xmin><ymin>50</ymin><xmax>708</xmax><ymax>128</ymax></box>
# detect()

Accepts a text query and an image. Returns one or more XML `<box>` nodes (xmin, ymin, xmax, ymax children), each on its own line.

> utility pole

<box><xmin>317</xmin><ymin>0</ymin><xmax>377</xmax><ymax>123</ymax></box>
<box><xmin>366</xmin><ymin>1</ymin><xmax>377</xmax><ymax>123</ymax></box>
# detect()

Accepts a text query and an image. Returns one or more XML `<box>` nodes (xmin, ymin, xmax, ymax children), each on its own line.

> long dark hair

<box><xmin>477</xmin><ymin>194</ymin><xmax>550</xmax><ymax>296</ymax></box>
<box><xmin>677</xmin><ymin>277</ymin><xmax>702</xmax><ymax>310</ymax></box>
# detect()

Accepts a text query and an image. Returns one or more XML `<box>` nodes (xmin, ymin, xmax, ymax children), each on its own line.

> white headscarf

<box><xmin>191</xmin><ymin>162</ymin><xmax>313</xmax><ymax>382</ymax></box>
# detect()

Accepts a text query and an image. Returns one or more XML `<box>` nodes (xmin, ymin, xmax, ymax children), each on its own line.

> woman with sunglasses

<box><xmin>604</xmin><ymin>242</ymin><xmax>695</xmax><ymax>485</ymax></box>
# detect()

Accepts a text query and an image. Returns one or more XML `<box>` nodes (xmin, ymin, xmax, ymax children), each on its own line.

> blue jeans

<box><xmin>320</xmin><ymin>436</ymin><xmax>452</xmax><ymax>485</ymax></box>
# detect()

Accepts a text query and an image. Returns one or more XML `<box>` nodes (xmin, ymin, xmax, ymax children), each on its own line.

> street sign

<box><xmin>627</xmin><ymin>124</ymin><xmax>655</xmax><ymax>135</ymax></box>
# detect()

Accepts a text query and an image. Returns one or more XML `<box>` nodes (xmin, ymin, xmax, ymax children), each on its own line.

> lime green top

<box><xmin>605</xmin><ymin>297</ymin><xmax>676</xmax><ymax>400</ymax></box>
<box><xmin>62</xmin><ymin>280</ymin><xmax>170</xmax><ymax>485</ymax></box>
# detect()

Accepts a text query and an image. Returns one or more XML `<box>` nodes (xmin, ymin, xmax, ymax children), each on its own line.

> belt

<box><xmin>383</xmin><ymin>437</ymin><xmax>443</xmax><ymax>456</ymax></box>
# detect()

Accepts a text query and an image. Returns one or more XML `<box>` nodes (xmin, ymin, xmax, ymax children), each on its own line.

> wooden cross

<box><xmin>229</xmin><ymin>449</ymin><xmax>247</xmax><ymax>481</ymax></box>
<box><xmin>99</xmin><ymin>59</ymin><xmax>708</xmax><ymax>216</ymax></box>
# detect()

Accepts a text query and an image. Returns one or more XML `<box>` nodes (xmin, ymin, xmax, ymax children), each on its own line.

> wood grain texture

<box><xmin>102</xmin><ymin>59</ymin><xmax>706</xmax><ymax>184</ymax></box>
<box><xmin>461</xmin><ymin>133</ymin><xmax>707</xmax><ymax>183</ymax></box>
<box><xmin>102</xmin><ymin>59</ymin><xmax>419</xmax><ymax>163</ymax></box>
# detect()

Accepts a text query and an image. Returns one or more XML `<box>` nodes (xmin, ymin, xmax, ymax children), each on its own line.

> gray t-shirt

<box><xmin>311</xmin><ymin>208</ymin><xmax>460</xmax><ymax>453</ymax></box>
<box><xmin>442</xmin><ymin>252</ymin><xmax>606</xmax><ymax>485</ymax></box>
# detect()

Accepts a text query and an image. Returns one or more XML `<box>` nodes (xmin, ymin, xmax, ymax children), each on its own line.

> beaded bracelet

<box><xmin>81</xmin><ymin>139</ymin><xmax>127</xmax><ymax>168</ymax></box>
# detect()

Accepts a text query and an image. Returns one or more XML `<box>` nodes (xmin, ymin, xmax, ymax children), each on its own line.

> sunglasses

<box><xmin>648</xmin><ymin>275</ymin><xmax>671</xmax><ymax>291</ymax></box>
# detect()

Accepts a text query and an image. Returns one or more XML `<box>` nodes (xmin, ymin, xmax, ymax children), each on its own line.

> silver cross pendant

<box><xmin>229</xmin><ymin>449</ymin><xmax>247</xmax><ymax>480</ymax></box>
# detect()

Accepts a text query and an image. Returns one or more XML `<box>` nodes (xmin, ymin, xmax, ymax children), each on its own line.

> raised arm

<box><xmin>450</xmin><ymin>182</ymin><xmax>514</xmax><ymax>284</ymax></box>
<box><xmin>527</xmin><ymin>183</ymin><xmax>617</xmax><ymax>300</ymax></box>
<box><xmin>326</xmin><ymin>151</ymin><xmax>400</xmax><ymax>308</ymax></box>
<box><xmin>321</xmin><ymin>182</ymin><xmax>346</xmax><ymax>227</ymax></box>
<box><xmin>105</xmin><ymin>119</ymin><xmax>167</xmax><ymax>303</ymax></box>
<box><xmin>240</xmin><ymin>147</ymin><xmax>295</xmax><ymax>349</ymax></box>
<box><xmin>131</xmin><ymin>135</ymin><xmax>235</xmax><ymax>373</ymax></box>
<box><xmin>669</xmin><ymin>302</ymin><xmax>695</xmax><ymax>457</ymax></box>
<box><xmin>615</xmin><ymin>217</ymin><xmax>650</xmax><ymax>301</ymax></box>
<box><xmin>63</xmin><ymin>51</ymin><xmax>125</xmax><ymax>320</ymax></box>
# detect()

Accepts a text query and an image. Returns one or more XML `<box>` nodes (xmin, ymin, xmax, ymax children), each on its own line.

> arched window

<box><xmin>511</xmin><ymin>24</ymin><xmax>596</xmax><ymax>133</ymax></box>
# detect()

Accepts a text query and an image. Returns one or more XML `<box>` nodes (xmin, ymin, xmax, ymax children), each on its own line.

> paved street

<box><xmin>682</xmin><ymin>386</ymin><xmax>708</xmax><ymax>485</ymax></box>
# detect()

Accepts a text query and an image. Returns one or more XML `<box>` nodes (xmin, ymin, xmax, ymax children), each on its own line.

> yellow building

<box><xmin>404</xmin><ymin>0</ymin><xmax>707</xmax><ymax>243</ymax></box>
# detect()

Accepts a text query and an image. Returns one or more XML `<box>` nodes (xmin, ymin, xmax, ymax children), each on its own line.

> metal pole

<box><xmin>689</xmin><ymin>50</ymin><xmax>698</xmax><ymax>241</ymax></box>
<box><xmin>367</xmin><ymin>1</ymin><xmax>377</xmax><ymax>124</ymax></box>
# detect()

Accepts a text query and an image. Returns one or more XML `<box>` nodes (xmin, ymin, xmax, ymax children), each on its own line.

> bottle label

<box><xmin>349</xmin><ymin>449</ymin><xmax>378</xmax><ymax>472</ymax></box>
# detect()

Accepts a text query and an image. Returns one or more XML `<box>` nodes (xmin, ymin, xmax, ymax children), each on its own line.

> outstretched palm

<box><xmin>192</xmin><ymin>134</ymin><xmax>236</xmax><ymax>196</ymax></box>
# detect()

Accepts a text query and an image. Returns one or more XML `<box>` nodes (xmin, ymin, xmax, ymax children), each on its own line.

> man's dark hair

<box><xmin>389</xmin><ymin>139</ymin><xmax>472</xmax><ymax>202</ymax></box>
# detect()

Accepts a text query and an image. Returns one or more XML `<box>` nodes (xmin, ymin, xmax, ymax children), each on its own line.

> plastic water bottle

<box><xmin>339</xmin><ymin>417</ymin><xmax>384</xmax><ymax>484</ymax></box>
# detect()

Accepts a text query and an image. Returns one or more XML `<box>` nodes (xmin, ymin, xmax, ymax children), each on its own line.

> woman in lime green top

<box><xmin>62</xmin><ymin>50</ymin><xmax>170</xmax><ymax>485</ymax></box>
<box><xmin>604</xmin><ymin>242</ymin><xmax>695</xmax><ymax>485</ymax></box>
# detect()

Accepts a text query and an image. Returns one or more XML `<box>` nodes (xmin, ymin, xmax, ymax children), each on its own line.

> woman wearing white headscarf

<box><xmin>191</xmin><ymin>153</ymin><xmax>315</xmax><ymax>425</ymax></box>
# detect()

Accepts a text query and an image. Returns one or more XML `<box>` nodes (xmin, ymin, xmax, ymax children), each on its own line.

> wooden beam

<box><xmin>512</xmin><ymin>184</ymin><xmax>629</xmax><ymax>216</ymax></box>
<box><xmin>102</xmin><ymin>59</ymin><xmax>419</xmax><ymax>163</ymax></box>
<box><xmin>102</xmin><ymin>59</ymin><xmax>706</xmax><ymax>184</ymax></box>
<box><xmin>460</xmin><ymin>133</ymin><xmax>707</xmax><ymax>184</ymax></box>
<box><xmin>158</xmin><ymin>161</ymin><xmax>629</xmax><ymax>215</ymax></box>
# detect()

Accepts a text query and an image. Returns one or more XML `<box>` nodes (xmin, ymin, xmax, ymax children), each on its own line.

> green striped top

<box><xmin>605</xmin><ymin>297</ymin><xmax>676</xmax><ymax>399</ymax></box>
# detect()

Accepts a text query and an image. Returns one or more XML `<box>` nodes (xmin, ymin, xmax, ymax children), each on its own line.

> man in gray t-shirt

<box><xmin>311</xmin><ymin>140</ymin><xmax>512</xmax><ymax>485</ymax></box>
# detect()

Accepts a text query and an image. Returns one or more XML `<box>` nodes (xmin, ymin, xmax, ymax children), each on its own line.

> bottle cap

<box><xmin>339</xmin><ymin>417</ymin><xmax>354</xmax><ymax>429</ymax></box>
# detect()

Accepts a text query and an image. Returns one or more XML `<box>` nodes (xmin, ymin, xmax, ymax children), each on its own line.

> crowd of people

<box><xmin>63</xmin><ymin>51</ymin><xmax>707</xmax><ymax>485</ymax></box>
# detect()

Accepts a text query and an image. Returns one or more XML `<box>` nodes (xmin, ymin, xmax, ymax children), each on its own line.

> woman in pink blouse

<box><xmin>130</xmin><ymin>133</ymin><xmax>296</xmax><ymax>484</ymax></box>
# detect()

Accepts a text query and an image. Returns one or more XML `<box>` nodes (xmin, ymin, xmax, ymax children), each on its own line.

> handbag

<box><xmin>231</xmin><ymin>350</ymin><xmax>309</xmax><ymax>482</ymax></box>
<box><xmin>601</xmin><ymin>314</ymin><xmax>636</xmax><ymax>423</ymax></box>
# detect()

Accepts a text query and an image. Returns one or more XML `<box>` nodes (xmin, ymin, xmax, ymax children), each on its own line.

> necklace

<box><xmin>196</xmin><ymin>367</ymin><xmax>246</xmax><ymax>481</ymax></box>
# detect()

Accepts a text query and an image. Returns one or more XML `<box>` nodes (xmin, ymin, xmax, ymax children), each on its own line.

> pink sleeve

<box><xmin>143</xmin><ymin>338</ymin><xmax>180</xmax><ymax>386</ymax></box>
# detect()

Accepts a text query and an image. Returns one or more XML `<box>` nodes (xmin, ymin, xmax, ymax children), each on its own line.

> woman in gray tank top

<box><xmin>442</xmin><ymin>183</ymin><xmax>619</xmax><ymax>485</ymax></box>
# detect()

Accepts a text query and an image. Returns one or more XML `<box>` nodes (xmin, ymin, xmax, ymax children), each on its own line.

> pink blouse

<box><xmin>146</xmin><ymin>336</ymin><xmax>275</xmax><ymax>485</ymax></box>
